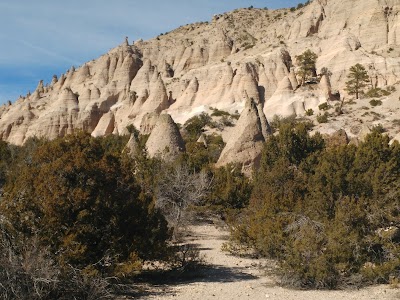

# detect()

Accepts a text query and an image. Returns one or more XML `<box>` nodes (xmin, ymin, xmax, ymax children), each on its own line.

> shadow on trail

<box><xmin>138</xmin><ymin>263</ymin><xmax>258</xmax><ymax>285</ymax></box>
<box><xmin>127</xmin><ymin>264</ymin><xmax>258</xmax><ymax>299</ymax></box>
<box><xmin>117</xmin><ymin>219</ymin><xmax>258</xmax><ymax>299</ymax></box>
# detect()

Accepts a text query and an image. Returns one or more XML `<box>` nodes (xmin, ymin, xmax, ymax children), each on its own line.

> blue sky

<box><xmin>0</xmin><ymin>0</ymin><xmax>304</xmax><ymax>105</ymax></box>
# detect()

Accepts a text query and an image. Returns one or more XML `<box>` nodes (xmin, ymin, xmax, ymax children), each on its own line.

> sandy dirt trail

<box><xmin>134</xmin><ymin>222</ymin><xmax>399</xmax><ymax>300</ymax></box>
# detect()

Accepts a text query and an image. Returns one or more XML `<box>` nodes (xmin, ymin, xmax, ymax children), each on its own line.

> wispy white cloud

<box><xmin>16</xmin><ymin>40</ymin><xmax>81</xmax><ymax>66</ymax></box>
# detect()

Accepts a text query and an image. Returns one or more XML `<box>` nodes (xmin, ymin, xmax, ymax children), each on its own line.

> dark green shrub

<box><xmin>228</xmin><ymin>124</ymin><xmax>400</xmax><ymax>288</ymax></box>
<box><xmin>366</xmin><ymin>88</ymin><xmax>390</xmax><ymax>98</ymax></box>
<box><xmin>0</xmin><ymin>140</ymin><xmax>11</xmax><ymax>189</ymax></box>
<box><xmin>220</xmin><ymin>115</ymin><xmax>234</xmax><ymax>127</ymax></box>
<box><xmin>369</xmin><ymin>99</ymin><xmax>383</xmax><ymax>106</ymax></box>
<box><xmin>1</xmin><ymin>133</ymin><xmax>170</xmax><ymax>276</ymax></box>
<box><xmin>183</xmin><ymin>113</ymin><xmax>212</xmax><ymax>141</ymax></box>
<box><xmin>270</xmin><ymin>114</ymin><xmax>297</xmax><ymax>132</ymax></box>
<box><xmin>183</xmin><ymin>134</ymin><xmax>225</xmax><ymax>172</ymax></box>
<box><xmin>317</xmin><ymin>112</ymin><xmax>328</xmax><ymax>123</ymax></box>
<box><xmin>371</xmin><ymin>124</ymin><xmax>385</xmax><ymax>133</ymax></box>
<box><xmin>305</xmin><ymin>108</ymin><xmax>314</xmax><ymax>116</ymax></box>
<box><xmin>318</xmin><ymin>102</ymin><xmax>330</xmax><ymax>111</ymax></box>
<box><xmin>210</xmin><ymin>108</ymin><xmax>230</xmax><ymax>117</ymax></box>
<box><xmin>204</xmin><ymin>165</ymin><xmax>253</xmax><ymax>213</ymax></box>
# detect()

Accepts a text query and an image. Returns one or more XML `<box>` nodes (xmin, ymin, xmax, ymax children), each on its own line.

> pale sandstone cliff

<box><xmin>145</xmin><ymin>114</ymin><xmax>185</xmax><ymax>161</ymax></box>
<box><xmin>0</xmin><ymin>0</ymin><xmax>399</xmax><ymax>167</ymax></box>
<box><xmin>216</xmin><ymin>98</ymin><xmax>269</xmax><ymax>174</ymax></box>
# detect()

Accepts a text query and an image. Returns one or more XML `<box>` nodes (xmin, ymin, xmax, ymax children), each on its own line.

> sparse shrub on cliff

<box><xmin>183</xmin><ymin>113</ymin><xmax>213</xmax><ymax>141</ymax></box>
<box><xmin>210</xmin><ymin>107</ymin><xmax>230</xmax><ymax>117</ymax></box>
<box><xmin>369</xmin><ymin>99</ymin><xmax>383</xmax><ymax>106</ymax></box>
<box><xmin>387</xmin><ymin>85</ymin><xmax>396</xmax><ymax>93</ymax></box>
<box><xmin>318</xmin><ymin>102</ymin><xmax>330</xmax><ymax>111</ymax></box>
<box><xmin>317</xmin><ymin>112</ymin><xmax>329</xmax><ymax>123</ymax></box>
<box><xmin>242</xmin><ymin>42</ymin><xmax>255</xmax><ymax>50</ymax></box>
<box><xmin>365</xmin><ymin>87</ymin><xmax>391</xmax><ymax>98</ymax></box>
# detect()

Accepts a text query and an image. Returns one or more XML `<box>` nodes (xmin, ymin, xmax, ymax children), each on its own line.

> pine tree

<box><xmin>345</xmin><ymin>64</ymin><xmax>370</xmax><ymax>99</ymax></box>
<box><xmin>295</xmin><ymin>49</ymin><xmax>318</xmax><ymax>85</ymax></box>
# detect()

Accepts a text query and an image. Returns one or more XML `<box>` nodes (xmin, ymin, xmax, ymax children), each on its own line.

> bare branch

<box><xmin>156</xmin><ymin>164</ymin><xmax>211</xmax><ymax>236</ymax></box>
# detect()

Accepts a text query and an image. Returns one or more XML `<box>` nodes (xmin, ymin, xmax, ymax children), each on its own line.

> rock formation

<box><xmin>145</xmin><ymin>114</ymin><xmax>185</xmax><ymax>161</ymax></box>
<box><xmin>197</xmin><ymin>133</ymin><xmax>208</xmax><ymax>148</ymax></box>
<box><xmin>0</xmin><ymin>0</ymin><xmax>399</xmax><ymax>171</ymax></box>
<box><xmin>216</xmin><ymin>98</ymin><xmax>269</xmax><ymax>175</ymax></box>
<box><xmin>124</xmin><ymin>133</ymin><xmax>140</xmax><ymax>157</ymax></box>
<box><xmin>140</xmin><ymin>112</ymin><xmax>160</xmax><ymax>134</ymax></box>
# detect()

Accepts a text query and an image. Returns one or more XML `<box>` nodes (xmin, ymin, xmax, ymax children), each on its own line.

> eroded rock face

<box><xmin>145</xmin><ymin>114</ymin><xmax>185</xmax><ymax>161</ymax></box>
<box><xmin>91</xmin><ymin>111</ymin><xmax>115</xmax><ymax>137</ymax></box>
<box><xmin>216</xmin><ymin>98</ymin><xmax>269</xmax><ymax>175</ymax></box>
<box><xmin>140</xmin><ymin>112</ymin><xmax>160</xmax><ymax>135</ymax></box>
<box><xmin>124</xmin><ymin>133</ymin><xmax>140</xmax><ymax>157</ymax></box>
<box><xmin>0</xmin><ymin>0</ymin><xmax>399</xmax><ymax>149</ymax></box>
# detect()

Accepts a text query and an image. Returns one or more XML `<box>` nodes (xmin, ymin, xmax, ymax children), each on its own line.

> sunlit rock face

<box><xmin>0</xmin><ymin>0</ymin><xmax>399</xmax><ymax>171</ymax></box>
<box><xmin>216</xmin><ymin>98</ymin><xmax>270</xmax><ymax>175</ymax></box>
<box><xmin>145</xmin><ymin>114</ymin><xmax>185</xmax><ymax>162</ymax></box>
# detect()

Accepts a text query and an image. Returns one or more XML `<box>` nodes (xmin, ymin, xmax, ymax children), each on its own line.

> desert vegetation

<box><xmin>0</xmin><ymin>133</ymin><xmax>174</xmax><ymax>298</ymax></box>
<box><xmin>226</xmin><ymin>122</ymin><xmax>400</xmax><ymax>288</ymax></box>
<box><xmin>0</xmin><ymin>117</ymin><xmax>399</xmax><ymax>297</ymax></box>
<box><xmin>345</xmin><ymin>64</ymin><xmax>370</xmax><ymax>99</ymax></box>
<box><xmin>296</xmin><ymin>49</ymin><xmax>318</xmax><ymax>85</ymax></box>
<box><xmin>1</xmin><ymin>61</ymin><xmax>399</xmax><ymax>298</ymax></box>
<box><xmin>1</xmin><ymin>0</ymin><xmax>400</xmax><ymax>298</ymax></box>
<box><xmin>0</xmin><ymin>125</ymin><xmax>250</xmax><ymax>298</ymax></box>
